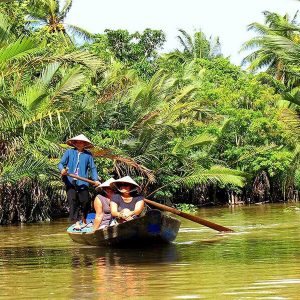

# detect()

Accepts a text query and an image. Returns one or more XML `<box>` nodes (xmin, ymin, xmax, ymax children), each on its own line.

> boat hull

<box><xmin>67</xmin><ymin>209</ymin><xmax>181</xmax><ymax>246</ymax></box>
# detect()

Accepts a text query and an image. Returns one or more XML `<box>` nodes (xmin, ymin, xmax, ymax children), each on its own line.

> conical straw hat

<box><xmin>96</xmin><ymin>178</ymin><xmax>116</xmax><ymax>192</ymax></box>
<box><xmin>66</xmin><ymin>134</ymin><xmax>94</xmax><ymax>149</ymax></box>
<box><xmin>112</xmin><ymin>176</ymin><xmax>140</xmax><ymax>188</ymax></box>
<box><xmin>100</xmin><ymin>178</ymin><xmax>116</xmax><ymax>188</ymax></box>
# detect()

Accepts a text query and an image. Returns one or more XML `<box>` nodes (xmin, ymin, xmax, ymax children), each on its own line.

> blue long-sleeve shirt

<box><xmin>58</xmin><ymin>148</ymin><xmax>99</xmax><ymax>188</ymax></box>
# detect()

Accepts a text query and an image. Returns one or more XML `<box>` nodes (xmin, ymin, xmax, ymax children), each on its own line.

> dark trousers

<box><xmin>66</xmin><ymin>186</ymin><xmax>90</xmax><ymax>222</ymax></box>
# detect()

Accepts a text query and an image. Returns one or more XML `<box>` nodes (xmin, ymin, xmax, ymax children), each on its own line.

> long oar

<box><xmin>67</xmin><ymin>173</ymin><xmax>97</xmax><ymax>185</ymax></box>
<box><xmin>66</xmin><ymin>173</ymin><xmax>234</xmax><ymax>233</ymax></box>
<box><xmin>143</xmin><ymin>198</ymin><xmax>234</xmax><ymax>233</ymax></box>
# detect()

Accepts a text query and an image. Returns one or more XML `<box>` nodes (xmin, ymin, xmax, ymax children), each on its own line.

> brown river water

<box><xmin>0</xmin><ymin>203</ymin><xmax>300</xmax><ymax>299</ymax></box>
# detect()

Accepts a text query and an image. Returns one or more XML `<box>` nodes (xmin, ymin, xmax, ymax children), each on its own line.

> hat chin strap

<box><xmin>118</xmin><ymin>188</ymin><xmax>139</xmax><ymax>195</ymax></box>
<box><xmin>102</xmin><ymin>186</ymin><xmax>108</xmax><ymax>195</ymax></box>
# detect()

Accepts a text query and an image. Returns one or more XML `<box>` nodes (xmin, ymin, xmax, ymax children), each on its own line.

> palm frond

<box><xmin>0</xmin><ymin>154</ymin><xmax>50</xmax><ymax>183</ymax></box>
<box><xmin>17</xmin><ymin>62</ymin><xmax>60</xmax><ymax>110</ymax></box>
<box><xmin>45</xmin><ymin>51</ymin><xmax>104</xmax><ymax>72</ymax></box>
<box><xmin>279</xmin><ymin>107</ymin><xmax>300</xmax><ymax>133</ymax></box>
<box><xmin>247</xmin><ymin>22</ymin><xmax>272</xmax><ymax>35</ymax></box>
<box><xmin>282</xmin><ymin>90</ymin><xmax>300</xmax><ymax>106</ymax></box>
<box><xmin>0</xmin><ymin>38</ymin><xmax>39</xmax><ymax>65</ymax></box>
<box><xmin>177</xmin><ymin>29</ymin><xmax>194</xmax><ymax>53</ymax></box>
<box><xmin>177</xmin><ymin>36</ymin><xmax>191</xmax><ymax>54</ymax></box>
<box><xmin>244</xmin><ymin>51</ymin><xmax>275</xmax><ymax>72</ymax></box>
<box><xmin>60</xmin><ymin>0</ymin><xmax>73</xmax><ymax>19</ymax></box>
<box><xmin>161</xmin><ymin>101</ymin><xmax>199</xmax><ymax>126</ymax></box>
<box><xmin>66</xmin><ymin>24</ymin><xmax>94</xmax><ymax>42</ymax></box>
<box><xmin>27</xmin><ymin>0</ymin><xmax>58</xmax><ymax>20</ymax></box>
<box><xmin>131</xmin><ymin>111</ymin><xmax>160</xmax><ymax>129</ymax></box>
<box><xmin>181</xmin><ymin>134</ymin><xmax>216</xmax><ymax>148</ymax></box>
<box><xmin>91</xmin><ymin>148</ymin><xmax>155</xmax><ymax>182</ymax></box>
<box><xmin>23</xmin><ymin>136</ymin><xmax>62</xmax><ymax>157</ymax></box>
<box><xmin>180</xmin><ymin>166</ymin><xmax>246</xmax><ymax>188</ymax></box>
<box><xmin>171</xmin><ymin>84</ymin><xmax>198</xmax><ymax>103</ymax></box>
<box><xmin>235</xmin><ymin>143</ymin><xmax>278</xmax><ymax>163</ymax></box>
<box><xmin>50</xmin><ymin>67</ymin><xmax>86</xmax><ymax>101</ymax></box>
<box><xmin>0</xmin><ymin>12</ymin><xmax>10</xmax><ymax>45</ymax></box>
<box><xmin>240</xmin><ymin>37</ymin><xmax>267</xmax><ymax>52</ymax></box>
<box><xmin>172</xmin><ymin>134</ymin><xmax>215</xmax><ymax>155</ymax></box>
<box><xmin>0</xmin><ymin>104</ymin><xmax>26</xmax><ymax>135</ymax></box>
<box><xmin>209</xmin><ymin>36</ymin><xmax>222</xmax><ymax>57</ymax></box>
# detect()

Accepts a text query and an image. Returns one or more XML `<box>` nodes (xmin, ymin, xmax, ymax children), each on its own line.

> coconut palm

<box><xmin>241</xmin><ymin>11</ymin><xmax>300</xmax><ymax>85</ymax></box>
<box><xmin>176</xmin><ymin>29</ymin><xmax>222</xmax><ymax>60</ymax></box>
<box><xmin>26</xmin><ymin>0</ymin><xmax>93</xmax><ymax>43</ymax></box>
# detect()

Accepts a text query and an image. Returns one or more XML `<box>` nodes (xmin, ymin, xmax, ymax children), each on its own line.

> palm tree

<box><xmin>241</xmin><ymin>11</ymin><xmax>300</xmax><ymax>85</ymax></box>
<box><xmin>89</xmin><ymin>62</ymin><xmax>246</xmax><ymax>196</ymax></box>
<box><xmin>26</xmin><ymin>0</ymin><xmax>93</xmax><ymax>42</ymax></box>
<box><xmin>54</xmin><ymin>56</ymin><xmax>245</xmax><ymax>200</ymax></box>
<box><xmin>0</xmin><ymin>11</ymin><xmax>103</xmax><ymax>223</ymax></box>
<box><xmin>176</xmin><ymin>29</ymin><xmax>222</xmax><ymax>60</ymax></box>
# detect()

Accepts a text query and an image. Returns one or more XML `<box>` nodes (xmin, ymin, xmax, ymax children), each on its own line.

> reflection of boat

<box><xmin>76</xmin><ymin>242</ymin><xmax>180</xmax><ymax>266</ymax></box>
<box><xmin>67</xmin><ymin>209</ymin><xmax>181</xmax><ymax>246</ymax></box>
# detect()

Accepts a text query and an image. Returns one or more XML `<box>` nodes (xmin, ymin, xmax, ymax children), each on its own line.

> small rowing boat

<box><xmin>67</xmin><ymin>209</ymin><xmax>181</xmax><ymax>246</ymax></box>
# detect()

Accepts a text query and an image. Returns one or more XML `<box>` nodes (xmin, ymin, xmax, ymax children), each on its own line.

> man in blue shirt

<box><xmin>58</xmin><ymin>134</ymin><xmax>100</xmax><ymax>229</ymax></box>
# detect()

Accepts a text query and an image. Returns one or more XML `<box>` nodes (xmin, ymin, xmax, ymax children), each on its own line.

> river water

<box><xmin>0</xmin><ymin>203</ymin><xmax>299</xmax><ymax>299</ymax></box>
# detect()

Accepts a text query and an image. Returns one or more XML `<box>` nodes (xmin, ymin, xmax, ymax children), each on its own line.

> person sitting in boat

<box><xmin>92</xmin><ymin>178</ymin><xmax>116</xmax><ymax>231</ymax></box>
<box><xmin>110</xmin><ymin>176</ymin><xmax>145</xmax><ymax>222</ymax></box>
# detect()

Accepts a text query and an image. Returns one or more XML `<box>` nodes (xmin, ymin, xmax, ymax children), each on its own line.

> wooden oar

<box><xmin>66</xmin><ymin>173</ymin><xmax>97</xmax><ymax>185</ymax></box>
<box><xmin>66</xmin><ymin>173</ymin><xmax>234</xmax><ymax>233</ymax></box>
<box><xmin>143</xmin><ymin>198</ymin><xmax>234</xmax><ymax>232</ymax></box>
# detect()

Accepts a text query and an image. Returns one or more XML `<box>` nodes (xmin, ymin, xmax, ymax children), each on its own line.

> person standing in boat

<box><xmin>92</xmin><ymin>178</ymin><xmax>116</xmax><ymax>231</ymax></box>
<box><xmin>58</xmin><ymin>134</ymin><xmax>100</xmax><ymax>230</ymax></box>
<box><xmin>110</xmin><ymin>176</ymin><xmax>145</xmax><ymax>222</ymax></box>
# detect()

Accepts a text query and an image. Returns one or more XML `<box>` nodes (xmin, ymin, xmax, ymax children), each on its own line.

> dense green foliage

<box><xmin>89</xmin><ymin>29</ymin><xmax>165</xmax><ymax>78</ymax></box>
<box><xmin>0</xmin><ymin>1</ymin><xmax>300</xmax><ymax>223</ymax></box>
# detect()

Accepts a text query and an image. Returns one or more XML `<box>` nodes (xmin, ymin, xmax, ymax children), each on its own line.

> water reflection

<box><xmin>76</xmin><ymin>244</ymin><xmax>179</xmax><ymax>265</ymax></box>
<box><xmin>0</xmin><ymin>244</ymin><xmax>180</xmax><ymax>299</ymax></box>
<box><xmin>0</xmin><ymin>204</ymin><xmax>300</xmax><ymax>299</ymax></box>
<box><xmin>0</xmin><ymin>244</ymin><xmax>179</xmax><ymax>269</ymax></box>
<box><xmin>70</xmin><ymin>245</ymin><xmax>179</xmax><ymax>299</ymax></box>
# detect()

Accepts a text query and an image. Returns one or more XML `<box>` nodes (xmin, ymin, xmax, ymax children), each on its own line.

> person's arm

<box><xmin>133</xmin><ymin>199</ymin><xmax>145</xmax><ymax>216</ymax></box>
<box><xmin>110</xmin><ymin>201</ymin><xmax>122</xmax><ymax>218</ymax></box>
<box><xmin>88</xmin><ymin>154</ymin><xmax>100</xmax><ymax>186</ymax></box>
<box><xmin>93</xmin><ymin>196</ymin><xmax>104</xmax><ymax>231</ymax></box>
<box><xmin>58</xmin><ymin>150</ymin><xmax>69</xmax><ymax>175</ymax></box>
<box><xmin>121</xmin><ymin>199</ymin><xmax>145</xmax><ymax>219</ymax></box>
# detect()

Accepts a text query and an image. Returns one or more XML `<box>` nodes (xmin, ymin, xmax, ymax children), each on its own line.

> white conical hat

<box><xmin>100</xmin><ymin>178</ymin><xmax>116</xmax><ymax>188</ymax></box>
<box><xmin>66</xmin><ymin>134</ymin><xmax>94</xmax><ymax>149</ymax></box>
<box><xmin>96</xmin><ymin>177</ymin><xmax>116</xmax><ymax>192</ymax></box>
<box><xmin>112</xmin><ymin>176</ymin><xmax>140</xmax><ymax>188</ymax></box>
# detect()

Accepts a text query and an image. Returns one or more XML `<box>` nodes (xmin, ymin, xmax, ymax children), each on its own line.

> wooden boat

<box><xmin>67</xmin><ymin>209</ymin><xmax>181</xmax><ymax>246</ymax></box>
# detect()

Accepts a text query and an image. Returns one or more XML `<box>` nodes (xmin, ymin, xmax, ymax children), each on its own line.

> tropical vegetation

<box><xmin>0</xmin><ymin>1</ymin><xmax>300</xmax><ymax>224</ymax></box>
